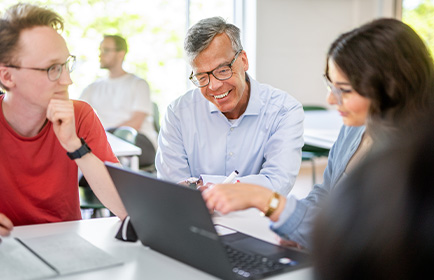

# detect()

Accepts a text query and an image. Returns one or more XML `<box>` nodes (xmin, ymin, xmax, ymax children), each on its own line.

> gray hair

<box><xmin>184</xmin><ymin>17</ymin><xmax>243</xmax><ymax>64</ymax></box>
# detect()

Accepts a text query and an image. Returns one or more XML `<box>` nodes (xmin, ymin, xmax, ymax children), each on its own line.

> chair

<box><xmin>302</xmin><ymin>105</ymin><xmax>330</xmax><ymax>185</ymax></box>
<box><xmin>152</xmin><ymin>102</ymin><xmax>160</xmax><ymax>133</ymax></box>
<box><xmin>112</xmin><ymin>126</ymin><xmax>156</xmax><ymax>172</ymax></box>
<box><xmin>112</xmin><ymin>126</ymin><xmax>138</xmax><ymax>144</ymax></box>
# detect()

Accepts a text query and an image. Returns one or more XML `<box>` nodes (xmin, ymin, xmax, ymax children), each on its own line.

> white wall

<box><xmin>255</xmin><ymin>0</ymin><xmax>399</xmax><ymax>108</ymax></box>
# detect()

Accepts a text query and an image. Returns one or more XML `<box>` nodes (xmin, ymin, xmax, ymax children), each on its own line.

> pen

<box><xmin>223</xmin><ymin>170</ymin><xmax>239</xmax><ymax>184</ymax></box>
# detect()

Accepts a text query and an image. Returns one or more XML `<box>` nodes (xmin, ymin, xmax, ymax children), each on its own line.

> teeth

<box><xmin>214</xmin><ymin>91</ymin><xmax>229</xmax><ymax>99</ymax></box>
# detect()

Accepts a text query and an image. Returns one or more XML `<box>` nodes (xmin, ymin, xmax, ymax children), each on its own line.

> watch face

<box><xmin>186</xmin><ymin>177</ymin><xmax>199</xmax><ymax>184</ymax></box>
<box><xmin>270</xmin><ymin>197</ymin><xmax>279</xmax><ymax>208</ymax></box>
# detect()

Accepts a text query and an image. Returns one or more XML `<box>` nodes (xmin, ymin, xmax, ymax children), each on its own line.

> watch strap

<box><xmin>67</xmin><ymin>138</ymin><xmax>91</xmax><ymax>160</ymax></box>
<box><xmin>264</xmin><ymin>192</ymin><xmax>281</xmax><ymax>217</ymax></box>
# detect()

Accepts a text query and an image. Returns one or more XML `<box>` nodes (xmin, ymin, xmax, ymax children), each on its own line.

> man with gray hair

<box><xmin>155</xmin><ymin>17</ymin><xmax>304</xmax><ymax>195</ymax></box>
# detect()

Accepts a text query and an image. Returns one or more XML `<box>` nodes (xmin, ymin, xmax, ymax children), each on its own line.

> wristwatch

<box><xmin>184</xmin><ymin>177</ymin><xmax>203</xmax><ymax>189</ymax></box>
<box><xmin>264</xmin><ymin>192</ymin><xmax>281</xmax><ymax>217</ymax></box>
<box><xmin>67</xmin><ymin>138</ymin><xmax>92</xmax><ymax>160</ymax></box>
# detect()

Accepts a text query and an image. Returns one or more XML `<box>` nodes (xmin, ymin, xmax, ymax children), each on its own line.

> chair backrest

<box><xmin>152</xmin><ymin>102</ymin><xmax>160</xmax><ymax>133</ymax></box>
<box><xmin>303</xmin><ymin>105</ymin><xmax>327</xmax><ymax>111</ymax></box>
<box><xmin>113</xmin><ymin>126</ymin><xmax>138</xmax><ymax>144</ymax></box>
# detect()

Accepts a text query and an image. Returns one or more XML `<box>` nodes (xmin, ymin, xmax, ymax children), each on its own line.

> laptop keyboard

<box><xmin>224</xmin><ymin>245</ymin><xmax>297</xmax><ymax>278</ymax></box>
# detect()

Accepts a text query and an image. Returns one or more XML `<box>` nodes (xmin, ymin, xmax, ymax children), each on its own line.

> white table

<box><xmin>303</xmin><ymin>110</ymin><xmax>343</xmax><ymax>150</ymax></box>
<box><xmin>106</xmin><ymin>132</ymin><xmax>142</xmax><ymax>171</ymax></box>
<box><xmin>12</xmin><ymin>209</ymin><xmax>313</xmax><ymax>280</ymax></box>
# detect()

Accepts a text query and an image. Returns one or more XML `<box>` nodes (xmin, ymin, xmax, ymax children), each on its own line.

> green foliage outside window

<box><xmin>0</xmin><ymin>0</ymin><xmax>186</xmax><ymax>111</ymax></box>
<box><xmin>402</xmin><ymin>0</ymin><xmax>434</xmax><ymax>56</ymax></box>
<box><xmin>0</xmin><ymin>0</ymin><xmax>234</xmax><ymax>115</ymax></box>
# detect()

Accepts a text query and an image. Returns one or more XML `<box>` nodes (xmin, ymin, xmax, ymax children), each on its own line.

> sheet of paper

<box><xmin>0</xmin><ymin>237</ymin><xmax>58</xmax><ymax>280</ymax></box>
<box><xmin>215</xmin><ymin>224</ymin><xmax>237</xmax><ymax>236</ymax></box>
<box><xmin>20</xmin><ymin>233</ymin><xmax>123</xmax><ymax>275</ymax></box>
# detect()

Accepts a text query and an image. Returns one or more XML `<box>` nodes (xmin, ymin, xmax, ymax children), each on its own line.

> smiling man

<box><xmin>155</xmin><ymin>17</ymin><xmax>304</xmax><ymax>195</ymax></box>
<box><xmin>0</xmin><ymin>3</ymin><xmax>127</xmax><ymax>236</ymax></box>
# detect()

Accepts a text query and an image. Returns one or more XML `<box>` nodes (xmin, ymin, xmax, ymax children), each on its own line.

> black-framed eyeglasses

<box><xmin>323</xmin><ymin>74</ymin><xmax>352</xmax><ymax>105</ymax></box>
<box><xmin>5</xmin><ymin>55</ymin><xmax>76</xmax><ymax>82</ymax></box>
<box><xmin>189</xmin><ymin>50</ymin><xmax>242</xmax><ymax>88</ymax></box>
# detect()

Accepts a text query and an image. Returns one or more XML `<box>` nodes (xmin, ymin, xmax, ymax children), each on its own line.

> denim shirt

<box><xmin>270</xmin><ymin>125</ymin><xmax>366</xmax><ymax>249</ymax></box>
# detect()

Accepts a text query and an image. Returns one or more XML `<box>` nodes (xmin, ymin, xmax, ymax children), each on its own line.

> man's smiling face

<box><xmin>191</xmin><ymin>33</ymin><xmax>250</xmax><ymax>119</ymax></box>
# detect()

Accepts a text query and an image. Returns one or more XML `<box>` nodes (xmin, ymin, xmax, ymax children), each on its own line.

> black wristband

<box><xmin>66</xmin><ymin>138</ymin><xmax>91</xmax><ymax>160</ymax></box>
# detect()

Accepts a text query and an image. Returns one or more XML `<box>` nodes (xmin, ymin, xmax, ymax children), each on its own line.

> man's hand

<box><xmin>46</xmin><ymin>99</ymin><xmax>81</xmax><ymax>152</ymax></box>
<box><xmin>0</xmin><ymin>213</ymin><xmax>13</xmax><ymax>237</ymax></box>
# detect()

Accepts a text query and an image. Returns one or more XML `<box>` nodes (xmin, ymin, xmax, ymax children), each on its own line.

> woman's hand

<box><xmin>202</xmin><ymin>183</ymin><xmax>273</xmax><ymax>215</ymax></box>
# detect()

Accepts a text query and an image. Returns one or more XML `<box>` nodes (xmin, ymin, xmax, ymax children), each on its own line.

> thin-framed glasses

<box><xmin>189</xmin><ymin>49</ymin><xmax>242</xmax><ymax>88</ymax></box>
<box><xmin>5</xmin><ymin>55</ymin><xmax>76</xmax><ymax>82</ymax></box>
<box><xmin>323</xmin><ymin>74</ymin><xmax>352</xmax><ymax>105</ymax></box>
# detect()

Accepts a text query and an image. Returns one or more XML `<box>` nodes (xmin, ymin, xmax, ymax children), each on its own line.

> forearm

<box><xmin>118</xmin><ymin>112</ymin><xmax>147</xmax><ymax>131</ymax></box>
<box><xmin>76</xmin><ymin>153</ymin><xmax>127</xmax><ymax>220</ymax></box>
<box><xmin>249</xmin><ymin>187</ymin><xmax>287</xmax><ymax>222</ymax></box>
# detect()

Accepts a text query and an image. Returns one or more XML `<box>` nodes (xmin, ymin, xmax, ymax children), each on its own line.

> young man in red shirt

<box><xmin>0</xmin><ymin>3</ymin><xmax>127</xmax><ymax>236</ymax></box>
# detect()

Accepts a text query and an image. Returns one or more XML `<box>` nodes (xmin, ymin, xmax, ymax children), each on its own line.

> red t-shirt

<box><xmin>0</xmin><ymin>96</ymin><xmax>118</xmax><ymax>226</ymax></box>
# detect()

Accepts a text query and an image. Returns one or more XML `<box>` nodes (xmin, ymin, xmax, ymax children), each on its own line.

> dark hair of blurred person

<box><xmin>313</xmin><ymin>112</ymin><xmax>434</xmax><ymax>280</ymax></box>
<box><xmin>326</xmin><ymin>18</ymin><xmax>434</xmax><ymax>139</ymax></box>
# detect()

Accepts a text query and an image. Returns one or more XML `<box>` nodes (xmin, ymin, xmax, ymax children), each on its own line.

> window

<box><xmin>401</xmin><ymin>0</ymin><xmax>434</xmax><ymax>56</ymax></box>
<box><xmin>0</xmin><ymin>0</ymin><xmax>242</xmax><ymax>116</ymax></box>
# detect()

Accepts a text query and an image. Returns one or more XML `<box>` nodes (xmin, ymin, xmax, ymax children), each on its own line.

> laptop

<box><xmin>106</xmin><ymin>163</ymin><xmax>310</xmax><ymax>279</ymax></box>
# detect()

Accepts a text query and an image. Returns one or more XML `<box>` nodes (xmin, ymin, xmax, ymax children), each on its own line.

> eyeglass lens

<box><xmin>323</xmin><ymin>75</ymin><xmax>343</xmax><ymax>104</ymax></box>
<box><xmin>48</xmin><ymin>56</ymin><xmax>76</xmax><ymax>81</ymax></box>
<box><xmin>193</xmin><ymin>65</ymin><xmax>232</xmax><ymax>87</ymax></box>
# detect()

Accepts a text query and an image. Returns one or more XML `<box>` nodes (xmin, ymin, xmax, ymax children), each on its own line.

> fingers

<box><xmin>0</xmin><ymin>213</ymin><xmax>14</xmax><ymax>237</ymax></box>
<box><xmin>46</xmin><ymin>99</ymin><xmax>79</xmax><ymax>151</ymax></box>
<box><xmin>46</xmin><ymin>99</ymin><xmax>74</xmax><ymax>125</ymax></box>
<box><xmin>197</xmin><ymin>185</ymin><xmax>209</xmax><ymax>192</ymax></box>
<box><xmin>279</xmin><ymin>238</ymin><xmax>303</xmax><ymax>250</ymax></box>
<box><xmin>202</xmin><ymin>184</ymin><xmax>245</xmax><ymax>214</ymax></box>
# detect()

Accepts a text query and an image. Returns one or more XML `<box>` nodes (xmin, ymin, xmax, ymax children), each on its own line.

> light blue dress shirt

<box><xmin>270</xmin><ymin>125</ymin><xmax>366</xmax><ymax>249</ymax></box>
<box><xmin>156</xmin><ymin>75</ymin><xmax>304</xmax><ymax>195</ymax></box>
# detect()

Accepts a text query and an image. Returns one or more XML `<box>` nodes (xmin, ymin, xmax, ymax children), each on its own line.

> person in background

<box><xmin>155</xmin><ymin>17</ymin><xmax>304</xmax><ymax>195</ymax></box>
<box><xmin>80</xmin><ymin>35</ymin><xmax>157</xmax><ymax>167</ymax></box>
<box><xmin>0</xmin><ymin>3</ymin><xmax>127</xmax><ymax>236</ymax></box>
<box><xmin>313</xmin><ymin>112</ymin><xmax>434</xmax><ymax>280</ymax></box>
<box><xmin>202</xmin><ymin>18</ymin><xmax>434</xmax><ymax>249</ymax></box>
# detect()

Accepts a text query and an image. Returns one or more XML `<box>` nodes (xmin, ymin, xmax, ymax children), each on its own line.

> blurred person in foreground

<box><xmin>0</xmin><ymin>3</ymin><xmax>127</xmax><ymax>237</ymax></box>
<box><xmin>313</xmin><ymin>112</ymin><xmax>434</xmax><ymax>280</ymax></box>
<box><xmin>202</xmin><ymin>18</ymin><xmax>434</xmax><ymax>249</ymax></box>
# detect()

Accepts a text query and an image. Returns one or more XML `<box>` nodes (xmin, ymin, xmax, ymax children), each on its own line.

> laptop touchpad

<box><xmin>228</xmin><ymin>237</ymin><xmax>288</xmax><ymax>257</ymax></box>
